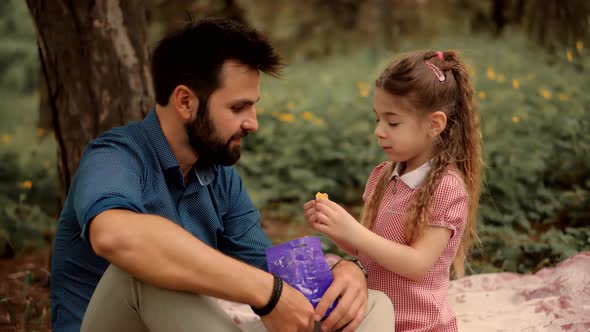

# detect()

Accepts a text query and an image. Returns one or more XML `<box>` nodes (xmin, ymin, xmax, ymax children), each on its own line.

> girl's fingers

<box><xmin>314</xmin><ymin>200</ymin><xmax>336</xmax><ymax>218</ymax></box>
<box><xmin>318</xmin><ymin>198</ymin><xmax>345</xmax><ymax>212</ymax></box>
<box><xmin>311</xmin><ymin>221</ymin><xmax>330</xmax><ymax>234</ymax></box>
<box><xmin>315</xmin><ymin>212</ymin><xmax>332</xmax><ymax>225</ymax></box>
<box><xmin>303</xmin><ymin>200</ymin><xmax>315</xmax><ymax>210</ymax></box>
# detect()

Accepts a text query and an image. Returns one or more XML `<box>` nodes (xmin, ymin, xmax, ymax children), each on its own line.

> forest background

<box><xmin>0</xmin><ymin>0</ymin><xmax>588</xmax><ymax>330</ymax></box>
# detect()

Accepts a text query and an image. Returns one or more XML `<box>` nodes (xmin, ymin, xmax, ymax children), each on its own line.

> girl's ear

<box><xmin>429</xmin><ymin>111</ymin><xmax>447</xmax><ymax>137</ymax></box>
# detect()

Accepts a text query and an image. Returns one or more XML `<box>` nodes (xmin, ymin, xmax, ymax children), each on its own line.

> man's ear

<box><xmin>172</xmin><ymin>85</ymin><xmax>199</xmax><ymax>122</ymax></box>
<box><xmin>429</xmin><ymin>111</ymin><xmax>447</xmax><ymax>137</ymax></box>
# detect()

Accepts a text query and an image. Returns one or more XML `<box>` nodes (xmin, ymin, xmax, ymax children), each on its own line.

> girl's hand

<box><xmin>303</xmin><ymin>200</ymin><xmax>319</xmax><ymax>225</ymax></box>
<box><xmin>305</xmin><ymin>198</ymin><xmax>362</xmax><ymax>249</ymax></box>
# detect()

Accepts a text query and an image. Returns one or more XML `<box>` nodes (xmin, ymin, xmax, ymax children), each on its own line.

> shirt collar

<box><xmin>194</xmin><ymin>164</ymin><xmax>215</xmax><ymax>186</ymax></box>
<box><xmin>390</xmin><ymin>161</ymin><xmax>432</xmax><ymax>189</ymax></box>
<box><xmin>142</xmin><ymin>108</ymin><xmax>215</xmax><ymax>186</ymax></box>
<box><xmin>142</xmin><ymin>108</ymin><xmax>179</xmax><ymax>171</ymax></box>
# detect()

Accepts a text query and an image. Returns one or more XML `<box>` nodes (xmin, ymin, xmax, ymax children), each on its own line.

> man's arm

<box><xmin>90</xmin><ymin>209</ymin><xmax>272</xmax><ymax>306</ymax></box>
<box><xmin>90</xmin><ymin>209</ymin><xmax>316</xmax><ymax>331</ymax></box>
<box><xmin>74</xmin><ymin>141</ymin><xmax>314</xmax><ymax>330</ymax></box>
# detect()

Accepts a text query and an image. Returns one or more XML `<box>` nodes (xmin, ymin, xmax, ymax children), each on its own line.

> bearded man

<box><xmin>50</xmin><ymin>18</ymin><xmax>393</xmax><ymax>332</ymax></box>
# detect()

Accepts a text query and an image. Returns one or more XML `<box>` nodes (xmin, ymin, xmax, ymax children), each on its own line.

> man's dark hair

<box><xmin>151</xmin><ymin>17</ymin><xmax>283</xmax><ymax>106</ymax></box>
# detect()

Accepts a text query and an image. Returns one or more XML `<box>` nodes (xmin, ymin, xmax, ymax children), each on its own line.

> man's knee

<box><xmin>368</xmin><ymin>290</ymin><xmax>394</xmax><ymax>316</ymax></box>
<box><xmin>102</xmin><ymin>264</ymin><xmax>131</xmax><ymax>283</ymax></box>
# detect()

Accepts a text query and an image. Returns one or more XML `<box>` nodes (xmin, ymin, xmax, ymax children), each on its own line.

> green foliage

<box><xmin>0</xmin><ymin>93</ymin><xmax>58</xmax><ymax>256</ymax></box>
<box><xmin>0</xmin><ymin>0</ymin><xmax>57</xmax><ymax>256</ymax></box>
<box><xmin>0</xmin><ymin>0</ymin><xmax>37</xmax><ymax>93</ymax></box>
<box><xmin>0</xmin><ymin>0</ymin><xmax>587</xmax><ymax>274</ymax></box>
<box><xmin>237</xmin><ymin>34</ymin><xmax>590</xmax><ymax>274</ymax></box>
<box><xmin>238</xmin><ymin>52</ymin><xmax>386</xmax><ymax>219</ymax></box>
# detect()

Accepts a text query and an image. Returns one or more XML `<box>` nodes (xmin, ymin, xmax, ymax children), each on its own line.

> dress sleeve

<box><xmin>362</xmin><ymin>162</ymin><xmax>391</xmax><ymax>202</ymax></box>
<box><xmin>429</xmin><ymin>173</ymin><xmax>469</xmax><ymax>239</ymax></box>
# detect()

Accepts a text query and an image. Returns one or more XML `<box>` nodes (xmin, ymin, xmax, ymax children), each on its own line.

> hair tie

<box><xmin>424</xmin><ymin>60</ymin><xmax>446</xmax><ymax>82</ymax></box>
<box><xmin>436</xmin><ymin>51</ymin><xmax>444</xmax><ymax>60</ymax></box>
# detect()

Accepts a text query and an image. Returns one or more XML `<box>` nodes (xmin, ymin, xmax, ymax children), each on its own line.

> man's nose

<box><xmin>243</xmin><ymin>112</ymin><xmax>258</xmax><ymax>132</ymax></box>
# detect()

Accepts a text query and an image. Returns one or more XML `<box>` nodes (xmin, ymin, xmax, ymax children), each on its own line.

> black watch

<box><xmin>331</xmin><ymin>257</ymin><xmax>368</xmax><ymax>279</ymax></box>
<box><xmin>348</xmin><ymin>257</ymin><xmax>368</xmax><ymax>279</ymax></box>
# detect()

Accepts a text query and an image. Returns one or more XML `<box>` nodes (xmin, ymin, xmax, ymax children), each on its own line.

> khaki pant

<box><xmin>82</xmin><ymin>265</ymin><xmax>394</xmax><ymax>332</ymax></box>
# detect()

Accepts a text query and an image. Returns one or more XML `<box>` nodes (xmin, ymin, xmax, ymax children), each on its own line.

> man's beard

<box><xmin>185</xmin><ymin>108</ymin><xmax>247</xmax><ymax>166</ymax></box>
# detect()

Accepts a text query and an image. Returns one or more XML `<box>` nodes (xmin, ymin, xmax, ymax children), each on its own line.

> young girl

<box><xmin>304</xmin><ymin>50</ymin><xmax>482</xmax><ymax>331</ymax></box>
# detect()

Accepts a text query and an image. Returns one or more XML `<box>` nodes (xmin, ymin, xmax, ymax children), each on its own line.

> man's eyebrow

<box><xmin>231</xmin><ymin>96</ymin><xmax>261</xmax><ymax>105</ymax></box>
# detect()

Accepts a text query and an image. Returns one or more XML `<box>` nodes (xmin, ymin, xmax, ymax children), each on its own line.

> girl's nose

<box><xmin>374</xmin><ymin>123</ymin><xmax>386</xmax><ymax>138</ymax></box>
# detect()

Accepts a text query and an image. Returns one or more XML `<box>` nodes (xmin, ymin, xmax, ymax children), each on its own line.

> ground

<box><xmin>0</xmin><ymin>219</ymin><xmax>313</xmax><ymax>332</ymax></box>
<box><xmin>0</xmin><ymin>248</ymin><xmax>51</xmax><ymax>332</ymax></box>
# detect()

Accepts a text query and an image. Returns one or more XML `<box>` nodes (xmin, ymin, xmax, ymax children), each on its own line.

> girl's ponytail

<box><xmin>441</xmin><ymin>51</ymin><xmax>483</xmax><ymax>277</ymax></box>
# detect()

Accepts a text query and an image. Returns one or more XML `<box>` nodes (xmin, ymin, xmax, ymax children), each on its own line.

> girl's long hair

<box><xmin>361</xmin><ymin>50</ymin><xmax>483</xmax><ymax>277</ymax></box>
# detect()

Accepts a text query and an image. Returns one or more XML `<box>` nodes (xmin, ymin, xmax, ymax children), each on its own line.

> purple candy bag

<box><xmin>266</xmin><ymin>236</ymin><xmax>337</xmax><ymax>320</ymax></box>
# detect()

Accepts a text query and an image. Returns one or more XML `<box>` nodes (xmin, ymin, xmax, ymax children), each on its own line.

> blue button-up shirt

<box><xmin>50</xmin><ymin>110</ymin><xmax>272</xmax><ymax>332</ymax></box>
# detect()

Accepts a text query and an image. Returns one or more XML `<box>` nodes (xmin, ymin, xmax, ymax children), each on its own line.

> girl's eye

<box><xmin>388</xmin><ymin>123</ymin><xmax>399</xmax><ymax>127</ymax></box>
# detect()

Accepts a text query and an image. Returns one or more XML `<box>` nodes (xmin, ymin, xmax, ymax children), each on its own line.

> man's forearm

<box><xmin>90</xmin><ymin>209</ymin><xmax>272</xmax><ymax>308</ymax></box>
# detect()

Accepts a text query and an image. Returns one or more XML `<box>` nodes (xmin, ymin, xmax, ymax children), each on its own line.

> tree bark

<box><xmin>25</xmin><ymin>0</ymin><xmax>154</xmax><ymax>204</ymax></box>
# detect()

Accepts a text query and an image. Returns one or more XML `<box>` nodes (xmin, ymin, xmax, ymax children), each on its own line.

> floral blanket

<box><xmin>217</xmin><ymin>252</ymin><xmax>590</xmax><ymax>331</ymax></box>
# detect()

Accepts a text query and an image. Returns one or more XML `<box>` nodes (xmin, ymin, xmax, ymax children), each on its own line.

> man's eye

<box><xmin>232</xmin><ymin>106</ymin><xmax>245</xmax><ymax>112</ymax></box>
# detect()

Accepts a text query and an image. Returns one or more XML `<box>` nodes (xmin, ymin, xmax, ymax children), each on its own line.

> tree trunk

<box><xmin>25</xmin><ymin>0</ymin><xmax>154</xmax><ymax>204</ymax></box>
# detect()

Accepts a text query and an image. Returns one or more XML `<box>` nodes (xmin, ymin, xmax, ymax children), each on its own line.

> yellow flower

<box><xmin>539</xmin><ymin>88</ymin><xmax>552</xmax><ymax>100</ymax></box>
<box><xmin>497</xmin><ymin>74</ymin><xmax>505</xmax><ymax>83</ymax></box>
<box><xmin>36</xmin><ymin>128</ymin><xmax>45</xmax><ymax>137</ymax></box>
<box><xmin>287</xmin><ymin>101</ymin><xmax>295</xmax><ymax>110</ymax></box>
<box><xmin>313</xmin><ymin>118</ymin><xmax>325</xmax><ymax>127</ymax></box>
<box><xmin>21</xmin><ymin>180</ymin><xmax>33</xmax><ymax>189</ymax></box>
<box><xmin>512</xmin><ymin>79</ymin><xmax>520</xmax><ymax>89</ymax></box>
<box><xmin>478</xmin><ymin>91</ymin><xmax>487</xmax><ymax>100</ymax></box>
<box><xmin>512</xmin><ymin>116</ymin><xmax>520</xmax><ymax>123</ymax></box>
<box><xmin>278</xmin><ymin>113</ymin><xmax>295</xmax><ymax>123</ymax></box>
<box><xmin>302</xmin><ymin>112</ymin><xmax>314</xmax><ymax>120</ymax></box>
<box><xmin>486</xmin><ymin>68</ymin><xmax>496</xmax><ymax>80</ymax></box>
<box><xmin>357</xmin><ymin>81</ymin><xmax>370</xmax><ymax>90</ymax></box>
<box><xmin>576</xmin><ymin>41</ymin><xmax>584</xmax><ymax>52</ymax></box>
<box><xmin>1</xmin><ymin>134</ymin><xmax>12</xmax><ymax>144</ymax></box>
<box><xmin>357</xmin><ymin>81</ymin><xmax>371</xmax><ymax>97</ymax></box>
<box><xmin>566</xmin><ymin>50</ymin><xmax>573</xmax><ymax>62</ymax></box>
<box><xmin>558</xmin><ymin>93</ymin><xmax>569</xmax><ymax>101</ymax></box>
<box><xmin>257</xmin><ymin>107</ymin><xmax>265</xmax><ymax>114</ymax></box>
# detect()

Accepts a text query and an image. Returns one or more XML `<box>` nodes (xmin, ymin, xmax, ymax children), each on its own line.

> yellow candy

<box><xmin>315</xmin><ymin>192</ymin><xmax>329</xmax><ymax>200</ymax></box>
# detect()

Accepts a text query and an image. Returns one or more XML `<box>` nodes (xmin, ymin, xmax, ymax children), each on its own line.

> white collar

<box><xmin>389</xmin><ymin>161</ymin><xmax>432</xmax><ymax>189</ymax></box>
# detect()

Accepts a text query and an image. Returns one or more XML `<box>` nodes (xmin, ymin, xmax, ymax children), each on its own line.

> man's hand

<box><xmin>260</xmin><ymin>282</ymin><xmax>315</xmax><ymax>332</ymax></box>
<box><xmin>315</xmin><ymin>260</ymin><xmax>368</xmax><ymax>332</ymax></box>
